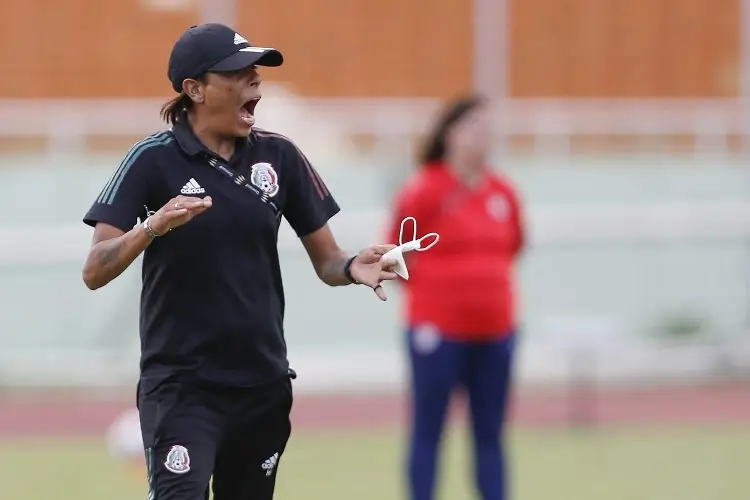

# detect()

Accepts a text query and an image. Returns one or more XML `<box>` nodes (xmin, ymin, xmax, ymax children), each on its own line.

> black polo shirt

<box><xmin>83</xmin><ymin>121</ymin><xmax>340</xmax><ymax>386</ymax></box>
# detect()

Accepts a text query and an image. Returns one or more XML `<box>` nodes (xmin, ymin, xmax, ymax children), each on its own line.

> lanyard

<box><xmin>204</xmin><ymin>156</ymin><xmax>281</xmax><ymax>215</ymax></box>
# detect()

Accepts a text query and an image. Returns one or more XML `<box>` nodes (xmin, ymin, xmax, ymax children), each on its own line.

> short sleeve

<box><xmin>281</xmin><ymin>141</ymin><xmax>340</xmax><ymax>237</ymax></box>
<box><xmin>83</xmin><ymin>135</ymin><xmax>164</xmax><ymax>232</ymax></box>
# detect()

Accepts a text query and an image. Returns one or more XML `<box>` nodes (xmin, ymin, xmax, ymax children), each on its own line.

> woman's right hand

<box><xmin>149</xmin><ymin>195</ymin><xmax>213</xmax><ymax>235</ymax></box>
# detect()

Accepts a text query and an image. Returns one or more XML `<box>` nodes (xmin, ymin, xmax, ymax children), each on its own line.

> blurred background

<box><xmin>1</xmin><ymin>0</ymin><xmax>750</xmax><ymax>498</ymax></box>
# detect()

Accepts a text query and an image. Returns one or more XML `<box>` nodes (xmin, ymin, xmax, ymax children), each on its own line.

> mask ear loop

<box><xmin>397</xmin><ymin>216</ymin><xmax>440</xmax><ymax>252</ymax></box>
<box><xmin>415</xmin><ymin>233</ymin><xmax>440</xmax><ymax>251</ymax></box>
<box><xmin>399</xmin><ymin>216</ymin><xmax>418</xmax><ymax>246</ymax></box>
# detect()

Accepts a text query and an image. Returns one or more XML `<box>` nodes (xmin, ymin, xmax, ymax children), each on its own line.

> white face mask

<box><xmin>383</xmin><ymin>216</ymin><xmax>440</xmax><ymax>280</ymax></box>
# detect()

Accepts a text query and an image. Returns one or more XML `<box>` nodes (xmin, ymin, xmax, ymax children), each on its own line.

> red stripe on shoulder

<box><xmin>253</xmin><ymin>129</ymin><xmax>327</xmax><ymax>199</ymax></box>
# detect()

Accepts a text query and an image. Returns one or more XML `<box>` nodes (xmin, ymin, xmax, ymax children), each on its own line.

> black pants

<box><xmin>138</xmin><ymin>375</ymin><xmax>293</xmax><ymax>500</ymax></box>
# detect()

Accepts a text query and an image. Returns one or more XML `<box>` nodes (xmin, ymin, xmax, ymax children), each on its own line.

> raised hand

<box><xmin>149</xmin><ymin>195</ymin><xmax>213</xmax><ymax>235</ymax></box>
<box><xmin>350</xmin><ymin>244</ymin><xmax>399</xmax><ymax>301</ymax></box>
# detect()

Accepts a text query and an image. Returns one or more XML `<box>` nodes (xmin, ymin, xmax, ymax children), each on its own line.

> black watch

<box><xmin>343</xmin><ymin>256</ymin><xmax>358</xmax><ymax>284</ymax></box>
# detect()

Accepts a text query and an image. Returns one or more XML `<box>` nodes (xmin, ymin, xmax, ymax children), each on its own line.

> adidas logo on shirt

<box><xmin>180</xmin><ymin>178</ymin><xmax>205</xmax><ymax>195</ymax></box>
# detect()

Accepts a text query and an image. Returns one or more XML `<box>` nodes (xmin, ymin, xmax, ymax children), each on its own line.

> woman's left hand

<box><xmin>350</xmin><ymin>244</ymin><xmax>399</xmax><ymax>301</ymax></box>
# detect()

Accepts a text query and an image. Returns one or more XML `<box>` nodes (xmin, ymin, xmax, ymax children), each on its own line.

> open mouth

<box><xmin>239</xmin><ymin>98</ymin><xmax>259</xmax><ymax>126</ymax></box>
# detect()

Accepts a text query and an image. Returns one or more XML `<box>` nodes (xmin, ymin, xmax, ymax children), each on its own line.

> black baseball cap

<box><xmin>168</xmin><ymin>23</ymin><xmax>284</xmax><ymax>93</ymax></box>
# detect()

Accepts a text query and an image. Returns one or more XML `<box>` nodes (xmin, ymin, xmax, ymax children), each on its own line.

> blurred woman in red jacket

<box><xmin>388</xmin><ymin>95</ymin><xmax>525</xmax><ymax>500</ymax></box>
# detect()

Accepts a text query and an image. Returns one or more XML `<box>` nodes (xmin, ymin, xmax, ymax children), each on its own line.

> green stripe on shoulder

<box><xmin>97</xmin><ymin>132</ymin><xmax>173</xmax><ymax>205</ymax></box>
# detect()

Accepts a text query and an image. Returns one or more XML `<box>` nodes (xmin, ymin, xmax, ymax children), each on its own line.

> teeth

<box><xmin>241</xmin><ymin>115</ymin><xmax>255</xmax><ymax>126</ymax></box>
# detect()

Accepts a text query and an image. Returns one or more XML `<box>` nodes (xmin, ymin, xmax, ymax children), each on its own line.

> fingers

<box><xmin>380</xmin><ymin>258</ymin><xmax>398</xmax><ymax>269</ymax></box>
<box><xmin>156</xmin><ymin>196</ymin><xmax>213</xmax><ymax>231</ymax></box>
<box><xmin>161</xmin><ymin>208</ymin><xmax>190</xmax><ymax>219</ymax></box>
<box><xmin>172</xmin><ymin>196</ymin><xmax>212</xmax><ymax>211</ymax></box>
<box><xmin>369</xmin><ymin>244</ymin><xmax>397</xmax><ymax>255</ymax></box>
<box><xmin>164</xmin><ymin>196</ymin><xmax>212</xmax><ymax>220</ymax></box>
<box><xmin>372</xmin><ymin>284</ymin><xmax>388</xmax><ymax>301</ymax></box>
<box><xmin>175</xmin><ymin>195</ymin><xmax>211</xmax><ymax>204</ymax></box>
<box><xmin>379</xmin><ymin>270</ymin><xmax>399</xmax><ymax>281</ymax></box>
<box><xmin>188</xmin><ymin>204</ymin><xmax>211</xmax><ymax>216</ymax></box>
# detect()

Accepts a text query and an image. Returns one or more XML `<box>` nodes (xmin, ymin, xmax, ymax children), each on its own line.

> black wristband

<box><xmin>343</xmin><ymin>255</ymin><xmax>358</xmax><ymax>284</ymax></box>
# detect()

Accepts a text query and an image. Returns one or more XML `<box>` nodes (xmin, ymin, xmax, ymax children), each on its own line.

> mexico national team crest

<box><xmin>486</xmin><ymin>194</ymin><xmax>509</xmax><ymax>221</ymax></box>
<box><xmin>164</xmin><ymin>445</ymin><xmax>191</xmax><ymax>474</ymax></box>
<box><xmin>412</xmin><ymin>323</ymin><xmax>441</xmax><ymax>355</ymax></box>
<box><xmin>250</xmin><ymin>162</ymin><xmax>279</xmax><ymax>199</ymax></box>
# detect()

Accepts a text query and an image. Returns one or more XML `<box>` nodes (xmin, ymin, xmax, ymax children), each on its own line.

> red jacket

<box><xmin>387</xmin><ymin>163</ymin><xmax>524</xmax><ymax>340</ymax></box>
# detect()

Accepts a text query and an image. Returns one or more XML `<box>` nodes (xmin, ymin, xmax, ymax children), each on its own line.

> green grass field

<box><xmin>1</xmin><ymin>426</ymin><xmax>748</xmax><ymax>499</ymax></box>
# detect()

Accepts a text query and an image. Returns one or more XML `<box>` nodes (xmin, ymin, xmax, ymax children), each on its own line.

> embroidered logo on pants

<box><xmin>413</xmin><ymin>324</ymin><xmax>441</xmax><ymax>355</ymax></box>
<box><xmin>164</xmin><ymin>445</ymin><xmax>191</xmax><ymax>474</ymax></box>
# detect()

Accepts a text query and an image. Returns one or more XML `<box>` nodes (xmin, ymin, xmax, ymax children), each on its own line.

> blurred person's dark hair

<box><xmin>419</xmin><ymin>94</ymin><xmax>487</xmax><ymax>166</ymax></box>
<box><xmin>160</xmin><ymin>75</ymin><xmax>206</xmax><ymax>125</ymax></box>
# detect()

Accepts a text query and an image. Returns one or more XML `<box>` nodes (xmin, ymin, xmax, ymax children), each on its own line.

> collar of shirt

<box><xmin>424</xmin><ymin>161</ymin><xmax>494</xmax><ymax>188</ymax></box>
<box><xmin>171</xmin><ymin>118</ymin><xmax>252</xmax><ymax>159</ymax></box>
